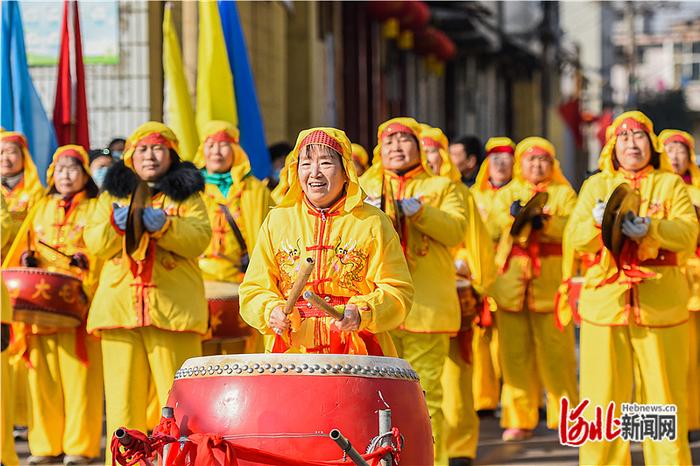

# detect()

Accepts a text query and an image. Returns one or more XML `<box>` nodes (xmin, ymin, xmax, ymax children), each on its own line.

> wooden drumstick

<box><xmin>303</xmin><ymin>290</ymin><xmax>345</xmax><ymax>321</ymax></box>
<box><xmin>283</xmin><ymin>257</ymin><xmax>315</xmax><ymax>315</ymax></box>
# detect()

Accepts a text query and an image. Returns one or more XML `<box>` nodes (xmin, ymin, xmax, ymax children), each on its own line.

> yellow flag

<box><xmin>162</xmin><ymin>6</ymin><xmax>199</xmax><ymax>161</ymax></box>
<box><xmin>196</xmin><ymin>1</ymin><xmax>238</xmax><ymax>135</ymax></box>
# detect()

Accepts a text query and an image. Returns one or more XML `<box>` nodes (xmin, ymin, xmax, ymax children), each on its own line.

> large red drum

<box><xmin>2</xmin><ymin>267</ymin><xmax>87</xmax><ymax>328</ymax></box>
<box><xmin>166</xmin><ymin>354</ymin><xmax>433</xmax><ymax>465</ymax></box>
<box><xmin>204</xmin><ymin>281</ymin><xmax>251</xmax><ymax>340</ymax></box>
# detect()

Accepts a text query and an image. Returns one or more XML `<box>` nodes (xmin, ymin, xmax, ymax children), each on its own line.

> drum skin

<box><xmin>204</xmin><ymin>281</ymin><xmax>251</xmax><ymax>341</ymax></box>
<box><xmin>166</xmin><ymin>354</ymin><xmax>434</xmax><ymax>465</ymax></box>
<box><xmin>2</xmin><ymin>267</ymin><xmax>87</xmax><ymax>328</ymax></box>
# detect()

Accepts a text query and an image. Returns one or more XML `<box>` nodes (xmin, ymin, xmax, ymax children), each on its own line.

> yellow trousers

<box><xmin>1</xmin><ymin>349</ymin><xmax>19</xmax><ymax>466</ymax></box>
<box><xmin>26</xmin><ymin>332</ymin><xmax>103</xmax><ymax>458</ymax></box>
<box><xmin>392</xmin><ymin>330</ymin><xmax>449</xmax><ymax>464</ymax></box>
<box><xmin>471</xmin><ymin>320</ymin><xmax>501</xmax><ymax>411</ymax></box>
<box><xmin>101</xmin><ymin>327</ymin><xmax>201</xmax><ymax>465</ymax></box>
<box><xmin>498</xmin><ymin>310</ymin><xmax>578</xmax><ymax>430</ymax></box>
<box><xmin>202</xmin><ymin>331</ymin><xmax>262</xmax><ymax>356</ymax></box>
<box><xmin>440</xmin><ymin>337</ymin><xmax>479</xmax><ymax>463</ymax></box>
<box><xmin>11</xmin><ymin>355</ymin><xmax>28</xmax><ymax>427</ymax></box>
<box><xmin>579</xmin><ymin>321</ymin><xmax>691</xmax><ymax>466</ymax></box>
<box><xmin>689</xmin><ymin>312</ymin><xmax>699</xmax><ymax>431</ymax></box>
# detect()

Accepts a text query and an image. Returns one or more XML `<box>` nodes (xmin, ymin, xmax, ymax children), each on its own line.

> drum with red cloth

<box><xmin>166</xmin><ymin>353</ymin><xmax>433</xmax><ymax>465</ymax></box>
<box><xmin>2</xmin><ymin>267</ymin><xmax>87</xmax><ymax>328</ymax></box>
<box><xmin>457</xmin><ymin>278</ymin><xmax>477</xmax><ymax>331</ymax></box>
<box><xmin>204</xmin><ymin>281</ymin><xmax>251</xmax><ymax>341</ymax></box>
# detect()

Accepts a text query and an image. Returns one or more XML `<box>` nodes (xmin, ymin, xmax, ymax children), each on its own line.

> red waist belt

<box><xmin>638</xmin><ymin>250</ymin><xmax>677</xmax><ymax>266</ymax></box>
<box><xmin>295</xmin><ymin>295</ymin><xmax>350</xmax><ymax>318</ymax></box>
<box><xmin>511</xmin><ymin>242</ymin><xmax>563</xmax><ymax>257</ymax></box>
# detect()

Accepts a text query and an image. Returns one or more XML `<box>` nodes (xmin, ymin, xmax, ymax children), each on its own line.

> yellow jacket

<box><xmin>488</xmin><ymin>137</ymin><xmax>576</xmax><ymax>313</ymax></box>
<box><xmin>196</xmin><ymin>121</ymin><xmax>274</xmax><ymax>283</ymax></box>
<box><xmin>84</xmin><ymin>123</ymin><xmax>211</xmax><ymax>334</ymax></box>
<box><xmin>239</xmin><ymin>128</ymin><xmax>413</xmax><ymax>354</ymax></box>
<box><xmin>1</xmin><ymin>194</ymin><xmax>12</xmax><ymax>324</ymax></box>
<box><xmin>0</xmin><ymin>131</ymin><xmax>44</xmax><ymax>259</ymax></box>
<box><xmin>566</xmin><ymin>112</ymin><xmax>698</xmax><ymax>326</ymax></box>
<box><xmin>361</xmin><ymin>118</ymin><xmax>467</xmax><ymax>333</ymax></box>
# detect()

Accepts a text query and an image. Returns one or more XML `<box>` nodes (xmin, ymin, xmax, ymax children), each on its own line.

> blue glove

<box><xmin>621</xmin><ymin>215</ymin><xmax>650</xmax><ymax>239</ymax></box>
<box><xmin>112</xmin><ymin>203</ymin><xmax>128</xmax><ymax>231</ymax></box>
<box><xmin>142</xmin><ymin>207</ymin><xmax>167</xmax><ymax>233</ymax></box>
<box><xmin>510</xmin><ymin>200</ymin><xmax>522</xmax><ymax>217</ymax></box>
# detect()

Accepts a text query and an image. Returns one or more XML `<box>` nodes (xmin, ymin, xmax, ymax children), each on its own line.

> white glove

<box><xmin>399</xmin><ymin>197</ymin><xmax>422</xmax><ymax>217</ymax></box>
<box><xmin>365</xmin><ymin>197</ymin><xmax>382</xmax><ymax>209</ymax></box>
<box><xmin>454</xmin><ymin>259</ymin><xmax>469</xmax><ymax>276</ymax></box>
<box><xmin>592</xmin><ymin>200</ymin><xmax>606</xmax><ymax>226</ymax></box>
<box><xmin>621</xmin><ymin>215</ymin><xmax>650</xmax><ymax>239</ymax></box>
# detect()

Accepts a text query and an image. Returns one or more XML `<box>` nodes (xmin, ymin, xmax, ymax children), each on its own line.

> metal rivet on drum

<box><xmin>246</xmin><ymin>368</ymin><xmax>254</xmax><ymax>374</ymax></box>
<box><xmin>257</xmin><ymin>368</ymin><xmax>264</xmax><ymax>373</ymax></box>
<box><xmin>288</xmin><ymin>364</ymin><xmax>296</xmax><ymax>370</ymax></box>
<box><xmin>344</xmin><ymin>364</ymin><xmax>352</xmax><ymax>370</ymax></box>
<box><xmin>324</xmin><ymin>364</ymin><xmax>332</xmax><ymax>370</ymax></box>
<box><xmin>252</xmin><ymin>363</ymin><xmax>260</xmax><ymax>370</ymax></box>
<box><xmin>324</xmin><ymin>296</ymin><xmax>331</xmax><ymax>302</ymax></box>
<box><xmin>235</xmin><ymin>369</ymin><xmax>242</xmax><ymax>374</ymax></box>
<box><xmin>232</xmin><ymin>364</ymin><xmax>239</xmax><ymax>370</ymax></box>
<box><xmin>215</xmin><ymin>365</ymin><xmax>220</xmax><ymax>370</ymax></box>
<box><xmin>354</xmin><ymin>364</ymin><xmax>362</xmax><ymax>371</ymax></box>
<box><xmin>312</xmin><ymin>364</ymin><xmax>320</xmax><ymax>370</ymax></box>
<box><xmin>334</xmin><ymin>364</ymin><xmax>342</xmax><ymax>371</ymax></box>
<box><xmin>307</xmin><ymin>302</ymin><xmax>312</xmax><ymax>308</ymax></box>
<box><xmin>295</xmin><ymin>367</ymin><xmax>303</xmax><ymax>373</ymax></box>
<box><xmin>226</xmin><ymin>367</ymin><xmax>233</xmax><ymax>374</ymax></box>
<box><xmin>275</xmin><ymin>363</ymin><xmax>283</xmax><ymax>369</ymax></box>
<box><xmin>331</xmin><ymin>368</ymin><xmax>339</xmax><ymax>374</ymax></box>
<box><xmin>308</xmin><ymin>368</ymin><xmax>315</xmax><ymax>373</ymax></box>
<box><xmin>281</xmin><ymin>367</ymin><xmax>288</xmax><ymax>373</ymax></box>
<box><xmin>301</xmin><ymin>363</ymin><xmax>309</xmax><ymax>370</ymax></box>
<box><xmin>269</xmin><ymin>368</ymin><xmax>276</xmax><ymax>373</ymax></box>
<box><xmin>223</xmin><ymin>364</ymin><xmax>230</xmax><ymax>371</ymax></box>
<box><xmin>241</xmin><ymin>365</ymin><xmax>248</xmax><ymax>371</ymax></box>
<box><xmin>263</xmin><ymin>363</ymin><xmax>271</xmax><ymax>369</ymax></box>
<box><xmin>319</xmin><ymin>368</ymin><xmax>326</xmax><ymax>374</ymax></box>
<box><xmin>364</xmin><ymin>365</ymin><xmax>371</xmax><ymax>372</ymax></box>
<box><xmin>200</xmin><ymin>366</ymin><xmax>206</xmax><ymax>373</ymax></box>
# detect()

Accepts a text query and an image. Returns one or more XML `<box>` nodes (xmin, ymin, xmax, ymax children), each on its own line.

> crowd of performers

<box><xmin>0</xmin><ymin>109</ymin><xmax>698</xmax><ymax>466</ymax></box>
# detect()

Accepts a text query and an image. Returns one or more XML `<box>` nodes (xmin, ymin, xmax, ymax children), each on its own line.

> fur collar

<box><xmin>102</xmin><ymin>160</ymin><xmax>204</xmax><ymax>201</ymax></box>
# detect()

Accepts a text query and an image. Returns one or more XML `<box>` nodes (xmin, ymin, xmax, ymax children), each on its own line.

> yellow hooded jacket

<box><xmin>488</xmin><ymin>137</ymin><xmax>577</xmax><ymax>313</ymax></box>
<box><xmin>565</xmin><ymin>112</ymin><xmax>697</xmax><ymax>326</ymax></box>
<box><xmin>0</xmin><ymin>131</ymin><xmax>44</xmax><ymax>259</ymax></box>
<box><xmin>659</xmin><ymin>129</ymin><xmax>700</xmax><ymax>312</ymax></box>
<box><xmin>84</xmin><ymin>122</ymin><xmax>211</xmax><ymax>334</ymax></box>
<box><xmin>360</xmin><ymin>117</ymin><xmax>467</xmax><ymax>333</ymax></box>
<box><xmin>239</xmin><ymin>127</ymin><xmax>414</xmax><ymax>355</ymax></box>
<box><xmin>196</xmin><ymin>121</ymin><xmax>274</xmax><ymax>283</ymax></box>
<box><xmin>1</xmin><ymin>194</ymin><xmax>12</xmax><ymax>324</ymax></box>
<box><xmin>471</xmin><ymin>137</ymin><xmax>516</xmax><ymax>230</ymax></box>
<box><xmin>420</xmin><ymin>124</ymin><xmax>496</xmax><ymax>294</ymax></box>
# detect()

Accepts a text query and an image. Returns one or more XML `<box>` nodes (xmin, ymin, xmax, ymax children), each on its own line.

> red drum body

<box><xmin>457</xmin><ymin>278</ymin><xmax>477</xmax><ymax>330</ymax></box>
<box><xmin>204</xmin><ymin>281</ymin><xmax>251</xmax><ymax>340</ymax></box>
<box><xmin>2</xmin><ymin>267</ymin><xmax>87</xmax><ymax>328</ymax></box>
<box><xmin>167</xmin><ymin>354</ymin><xmax>434</xmax><ymax>465</ymax></box>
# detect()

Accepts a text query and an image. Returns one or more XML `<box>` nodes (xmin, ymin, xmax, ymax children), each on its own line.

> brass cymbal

<box><xmin>125</xmin><ymin>180</ymin><xmax>151</xmax><ymax>256</ymax></box>
<box><xmin>510</xmin><ymin>191</ymin><xmax>549</xmax><ymax>237</ymax></box>
<box><xmin>601</xmin><ymin>183</ymin><xmax>641</xmax><ymax>257</ymax></box>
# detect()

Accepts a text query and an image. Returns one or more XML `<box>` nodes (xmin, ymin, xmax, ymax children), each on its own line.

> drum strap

<box><xmin>218</xmin><ymin>203</ymin><xmax>249</xmax><ymax>273</ymax></box>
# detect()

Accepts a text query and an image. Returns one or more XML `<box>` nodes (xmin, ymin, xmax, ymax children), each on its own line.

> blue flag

<box><xmin>217</xmin><ymin>0</ymin><xmax>272</xmax><ymax>179</ymax></box>
<box><xmin>1</xmin><ymin>0</ymin><xmax>57</xmax><ymax>185</ymax></box>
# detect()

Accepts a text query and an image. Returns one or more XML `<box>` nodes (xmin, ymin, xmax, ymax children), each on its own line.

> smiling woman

<box><xmin>297</xmin><ymin>144</ymin><xmax>347</xmax><ymax>209</ymax></box>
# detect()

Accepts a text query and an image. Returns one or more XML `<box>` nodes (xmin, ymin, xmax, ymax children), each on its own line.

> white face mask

<box><xmin>92</xmin><ymin>166</ymin><xmax>109</xmax><ymax>188</ymax></box>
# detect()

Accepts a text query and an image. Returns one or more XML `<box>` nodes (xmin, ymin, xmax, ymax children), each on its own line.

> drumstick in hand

<box><xmin>38</xmin><ymin>240</ymin><xmax>72</xmax><ymax>259</ymax></box>
<box><xmin>283</xmin><ymin>257</ymin><xmax>315</xmax><ymax>315</ymax></box>
<box><xmin>303</xmin><ymin>290</ymin><xmax>345</xmax><ymax>320</ymax></box>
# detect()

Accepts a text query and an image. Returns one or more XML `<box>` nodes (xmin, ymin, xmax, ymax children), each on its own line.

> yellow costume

<box><xmin>468</xmin><ymin>136</ymin><xmax>516</xmax><ymax>413</ymax></box>
<box><xmin>196</xmin><ymin>121</ymin><xmax>273</xmax><ymax>355</ymax></box>
<box><xmin>3</xmin><ymin>146</ymin><xmax>103</xmax><ymax>459</ymax></box>
<box><xmin>1</xmin><ymin>194</ymin><xmax>19</xmax><ymax>466</ymax></box>
<box><xmin>658</xmin><ymin>129</ymin><xmax>700</xmax><ymax>433</ymax></box>
<box><xmin>360</xmin><ymin>118</ymin><xmax>467</xmax><ymax>462</ymax></box>
<box><xmin>239</xmin><ymin>127</ymin><xmax>413</xmax><ymax>356</ymax></box>
<box><xmin>420</xmin><ymin>125</ymin><xmax>495</xmax><ymax>463</ymax></box>
<box><xmin>488</xmin><ymin>137</ymin><xmax>578</xmax><ymax>432</ymax></box>
<box><xmin>84</xmin><ymin>123</ymin><xmax>210</xmax><ymax>462</ymax></box>
<box><xmin>270</xmin><ymin>152</ymin><xmax>294</xmax><ymax>205</ymax></box>
<box><xmin>567</xmin><ymin>112</ymin><xmax>695</xmax><ymax>465</ymax></box>
<box><xmin>0</xmin><ymin>131</ymin><xmax>43</xmax><ymax>435</ymax></box>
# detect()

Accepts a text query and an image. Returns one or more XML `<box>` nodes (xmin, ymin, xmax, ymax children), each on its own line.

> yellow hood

<box><xmin>658</xmin><ymin>128</ymin><xmax>700</xmax><ymax>187</ymax></box>
<box><xmin>46</xmin><ymin>145</ymin><xmax>92</xmax><ymax>189</ymax></box>
<box><xmin>598</xmin><ymin>111</ymin><xmax>672</xmax><ymax>174</ymax></box>
<box><xmin>474</xmin><ymin>136</ymin><xmax>515</xmax><ymax>192</ymax></box>
<box><xmin>514</xmin><ymin>136</ymin><xmax>571</xmax><ymax>187</ymax></box>
<box><xmin>351</xmin><ymin>143</ymin><xmax>369</xmax><ymax>168</ymax></box>
<box><xmin>279</xmin><ymin>127</ymin><xmax>363</xmax><ymax>212</ymax></box>
<box><xmin>123</xmin><ymin>121</ymin><xmax>182</xmax><ymax>171</ymax></box>
<box><xmin>194</xmin><ymin>120</ymin><xmax>252</xmax><ymax>182</ymax></box>
<box><xmin>0</xmin><ymin>130</ymin><xmax>41</xmax><ymax>189</ymax></box>
<box><xmin>419</xmin><ymin>124</ymin><xmax>461</xmax><ymax>182</ymax></box>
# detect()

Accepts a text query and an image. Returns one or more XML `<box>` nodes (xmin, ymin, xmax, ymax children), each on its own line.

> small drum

<box><xmin>2</xmin><ymin>267</ymin><xmax>87</xmax><ymax>328</ymax></box>
<box><xmin>568</xmin><ymin>276</ymin><xmax>585</xmax><ymax>316</ymax></box>
<box><xmin>204</xmin><ymin>281</ymin><xmax>251</xmax><ymax>341</ymax></box>
<box><xmin>457</xmin><ymin>278</ymin><xmax>477</xmax><ymax>329</ymax></box>
<box><xmin>167</xmin><ymin>354</ymin><xmax>433</xmax><ymax>465</ymax></box>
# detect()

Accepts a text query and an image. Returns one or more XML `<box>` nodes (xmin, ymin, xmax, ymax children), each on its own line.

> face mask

<box><xmin>272</xmin><ymin>168</ymin><xmax>281</xmax><ymax>182</ymax></box>
<box><xmin>111</xmin><ymin>151</ymin><xmax>123</xmax><ymax>160</ymax></box>
<box><xmin>92</xmin><ymin>166</ymin><xmax>109</xmax><ymax>188</ymax></box>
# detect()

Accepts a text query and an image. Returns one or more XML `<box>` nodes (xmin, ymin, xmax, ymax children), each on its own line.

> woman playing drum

<box><xmin>196</xmin><ymin>121</ymin><xmax>274</xmax><ymax>355</ymax></box>
<box><xmin>239</xmin><ymin>127</ymin><xmax>413</xmax><ymax>356</ymax></box>
<box><xmin>4</xmin><ymin>145</ymin><xmax>103</xmax><ymax>465</ymax></box>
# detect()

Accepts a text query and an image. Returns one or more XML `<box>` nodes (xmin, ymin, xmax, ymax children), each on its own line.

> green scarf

<box><xmin>202</xmin><ymin>170</ymin><xmax>233</xmax><ymax>197</ymax></box>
